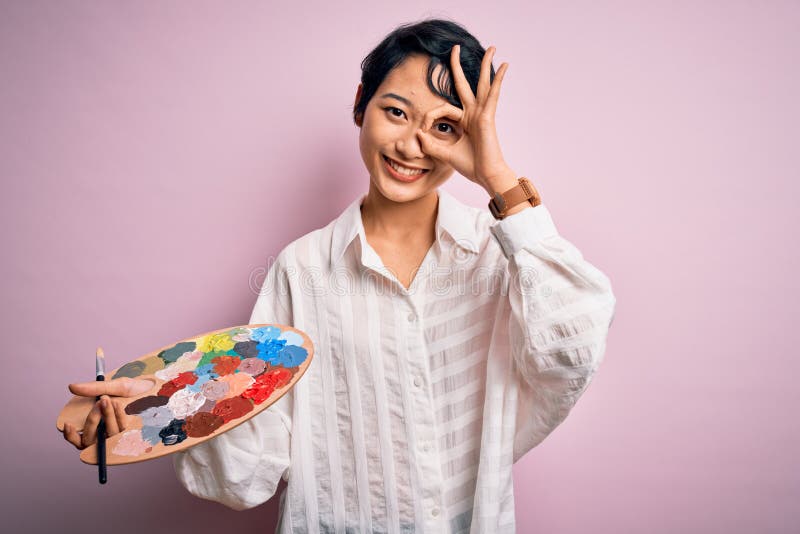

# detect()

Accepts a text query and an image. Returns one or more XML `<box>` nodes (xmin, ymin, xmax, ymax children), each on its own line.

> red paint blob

<box><xmin>242</xmin><ymin>368</ymin><xmax>293</xmax><ymax>404</ymax></box>
<box><xmin>184</xmin><ymin>412</ymin><xmax>225</xmax><ymax>437</ymax></box>
<box><xmin>173</xmin><ymin>371</ymin><xmax>198</xmax><ymax>387</ymax></box>
<box><xmin>212</xmin><ymin>355</ymin><xmax>241</xmax><ymax>376</ymax></box>
<box><xmin>157</xmin><ymin>371</ymin><xmax>198</xmax><ymax>397</ymax></box>
<box><xmin>157</xmin><ymin>381</ymin><xmax>183</xmax><ymax>397</ymax></box>
<box><xmin>212</xmin><ymin>396</ymin><xmax>253</xmax><ymax>423</ymax></box>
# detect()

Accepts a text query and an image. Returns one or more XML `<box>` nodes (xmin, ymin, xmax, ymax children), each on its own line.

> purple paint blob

<box><xmin>238</xmin><ymin>357</ymin><xmax>267</xmax><ymax>376</ymax></box>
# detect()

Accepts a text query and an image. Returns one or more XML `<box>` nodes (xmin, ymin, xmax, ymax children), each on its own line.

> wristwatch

<box><xmin>488</xmin><ymin>177</ymin><xmax>541</xmax><ymax>219</ymax></box>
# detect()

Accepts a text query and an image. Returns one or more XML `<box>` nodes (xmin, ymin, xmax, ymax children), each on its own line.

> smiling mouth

<box><xmin>382</xmin><ymin>155</ymin><xmax>430</xmax><ymax>178</ymax></box>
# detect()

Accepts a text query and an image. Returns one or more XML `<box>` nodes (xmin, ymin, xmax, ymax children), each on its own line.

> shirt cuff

<box><xmin>489</xmin><ymin>203</ymin><xmax>559</xmax><ymax>259</ymax></box>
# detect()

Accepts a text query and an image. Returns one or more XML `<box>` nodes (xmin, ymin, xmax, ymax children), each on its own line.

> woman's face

<box><xmin>356</xmin><ymin>53</ymin><xmax>462</xmax><ymax>204</ymax></box>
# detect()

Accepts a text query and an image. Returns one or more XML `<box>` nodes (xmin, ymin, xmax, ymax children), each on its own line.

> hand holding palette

<box><xmin>57</xmin><ymin>323</ymin><xmax>313</xmax><ymax>466</ymax></box>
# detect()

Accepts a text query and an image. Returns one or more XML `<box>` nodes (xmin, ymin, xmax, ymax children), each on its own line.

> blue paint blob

<box><xmin>138</xmin><ymin>405</ymin><xmax>173</xmax><ymax>428</ymax></box>
<box><xmin>194</xmin><ymin>363</ymin><xmax>217</xmax><ymax>377</ymax></box>
<box><xmin>256</xmin><ymin>338</ymin><xmax>287</xmax><ymax>361</ymax></box>
<box><xmin>272</xmin><ymin>345</ymin><xmax>308</xmax><ymax>367</ymax></box>
<box><xmin>185</xmin><ymin>373</ymin><xmax>216</xmax><ymax>392</ymax></box>
<box><xmin>278</xmin><ymin>331</ymin><xmax>304</xmax><ymax>347</ymax></box>
<box><xmin>141</xmin><ymin>426</ymin><xmax>163</xmax><ymax>445</ymax></box>
<box><xmin>251</xmin><ymin>326</ymin><xmax>280</xmax><ymax>343</ymax></box>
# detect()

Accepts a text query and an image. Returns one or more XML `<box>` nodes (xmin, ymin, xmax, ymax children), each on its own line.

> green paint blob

<box><xmin>158</xmin><ymin>341</ymin><xmax>197</xmax><ymax>364</ymax></box>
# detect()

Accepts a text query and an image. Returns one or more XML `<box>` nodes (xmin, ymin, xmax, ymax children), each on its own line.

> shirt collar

<box><xmin>330</xmin><ymin>188</ymin><xmax>480</xmax><ymax>268</ymax></box>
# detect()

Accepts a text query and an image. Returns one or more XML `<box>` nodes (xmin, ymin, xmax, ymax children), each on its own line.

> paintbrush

<box><xmin>96</xmin><ymin>346</ymin><xmax>107</xmax><ymax>484</ymax></box>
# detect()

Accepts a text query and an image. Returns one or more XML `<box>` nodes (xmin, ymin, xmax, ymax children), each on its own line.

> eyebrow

<box><xmin>379</xmin><ymin>92</ymin><xmax>413</xmax><ymax>107</ymax></box>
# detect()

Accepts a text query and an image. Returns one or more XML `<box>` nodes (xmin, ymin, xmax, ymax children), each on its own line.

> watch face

<box><xmin>488</xmin><ymin>196</ymin><xmax>504</xmax><ymax>219</ymax></box>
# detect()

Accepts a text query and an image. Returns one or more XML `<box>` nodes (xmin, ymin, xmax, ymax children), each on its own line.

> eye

<box><xmin>435</xmin><ymin>122</ymin><xmax>456</xmax><ymax>134</ymax></box>
<box><xmin>384</xmin><ymin>106</ymin><xmax>406</xmax><ymax>119</ymax></box>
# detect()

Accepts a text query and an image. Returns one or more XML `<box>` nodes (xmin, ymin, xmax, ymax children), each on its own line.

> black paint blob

<box><xmin>159</xmin><ymin>419</ymin><xmax>187</xmax><ymax>446</ymax></box>
<box><xmin>233</xmin><ymin>340</ymin><xmax>259</xmax><ymax>358</ymax></box>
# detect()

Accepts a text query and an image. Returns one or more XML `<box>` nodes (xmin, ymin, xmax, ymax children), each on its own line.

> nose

<box><xmin>395</xmin><ymin>126</ymin><xmax>425</xmax><ymax>161</ymax></box>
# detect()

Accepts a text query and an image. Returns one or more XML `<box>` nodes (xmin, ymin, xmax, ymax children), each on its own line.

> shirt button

<box><xmin>421</xmin><ymin>442</ymin><xmax>430</xmax><ymax>452</ymax></box>
<box><xmin>413</xmin><ymin>376</ymin><xmax>422</xmax><ymax>387</ymax></box>
<box><xmin>431</xmin><ymin>507</ymin><xmax>440</xmax><ymax>517</ymax></box>
<box><xmin>407</xmin><ymin>312</ymin><xmax>417</xmax><ymax>322</ymax></box>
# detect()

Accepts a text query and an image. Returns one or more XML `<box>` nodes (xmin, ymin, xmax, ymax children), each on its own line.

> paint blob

<box><xmin>198</xmin><ymin>333</ymin><xmax>235</xmax><ymax>354</ymax></box>
<box><xmin>138</xmin><ymin>405</ymin><xmax>174</xmax><ymax>428</ymax></box>
<box><xmin>140</xmin><ymin>355</ymin><xmax>165</xmax><ymax>375</ymax></box>
<box><xmin>159</xmin><ymin>419</ymin><xmax>187</xmax><ymax>445</ymax></box>
<box><xmin>212</xmin><ymin>396</ymin><xmax>254</xmax><ymax>423</ymax></box>
<box><xmin>157</xmin><ymin>369</ymin><xmax>200</xmax><ymax>397</ymax></box>
<box><xmin>273</xmin><ymin>345</ymin><xmax>308</xmax><ymax>367</ymax></box>
<box><xmin>233</xmin><ymin>340</ymin><xmax>259</xmax><ymax>358</ymax></box>
<box><xmin>211</xmin><ymin>355</ymin><xmax>241</xmax><ymax>376</ymax></box>
<box><xmin>197</xmin><ymin>398</ymin><xmax>216</xmax><ymax>413</ymax></box>
<box><xmin>200</xmin><ymin>379</ymin><xmax>230</xmax><ymax>401</ymax></box>
<box><xmin>155</xmin><ymin>351</ymin><xmax>202</xmax><ymax>381</ymax></box>
<box><xmin>242</xmin><ymin>368</ymin><xmax>293</xmax><ymax>404</ymax></box>
<box><xmin>238</xmin><ymin>357</ymin><xmax>266</xmax><ymax>376</ymax></box>
<box><xmin>112</xmin><ymin>361</ymin><xmax>146</xmax><ymax>379</ymax></box>
<box><xmin>158</xmin><ymin>341</ymin><xmax>197</xmax><ymax>364</ymax></box>
<box><xmin>167</xmin><ymin>388</ymin><xmax>207</xmax><ymax>419</ymax></box>
<box><xmin>217</xmin><ymin>372</ymin><xmax>254</xmax><ymax>399</ymax></box>
<box><xmin>251</xmin><ymin>326</ymin><xmax>280</xmax><ymax>343</ymax></box>
<box><xmin>112</xmin><ymin>429</ymin><xmax>153</xmax><ymax>456</ymax></box>
<box><xmin>141</xmin><ymin>426</ymin><xmax>163</xmax><ymax>445</ymax></box>
<box><xmin>184</xmin><ymin>412</ymin><xmax>225</xmax><ymax>438</ymax></box>
<box><xmin>257</xmin><ymin>339</ymin><xmax>287</xmax><ymax>361</ymax></box>
<box><xmin>230</xmin><ymin>327</ymin><xmax>253</xmax><ymax>342</ymax></box>
<box><xmin>278</xmin><ymin>330</ymin><xmax>304</xmax><ymax>347</ymax></box>
<box><xmin>124</xmin><ymin>395</ymin><xmax>168</xmax><ymax>415</ymax></box>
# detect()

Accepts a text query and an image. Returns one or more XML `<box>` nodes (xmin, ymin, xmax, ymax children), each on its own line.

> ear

<box><xmin>353</xmin><ymin>83</ymin><xmax>364</xmax><ymax>127</ymax></box>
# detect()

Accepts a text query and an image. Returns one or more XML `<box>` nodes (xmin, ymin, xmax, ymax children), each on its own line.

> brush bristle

<box><xmin>96</xmin><ymin>346</ymin><xmax>106</xmax><ymax>376</ymax></box>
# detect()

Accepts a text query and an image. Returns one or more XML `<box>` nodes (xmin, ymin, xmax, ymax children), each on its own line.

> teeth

<box><xmin>386</xmin><ymin>157</ymin><xmax>425</xmax><ymax>176</ymax></box>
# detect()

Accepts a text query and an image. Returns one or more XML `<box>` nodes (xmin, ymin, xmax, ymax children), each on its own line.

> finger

<box><xmin>112</xmin><ymin>397</ymin><xmax>130</xmax><ymax>432</ymax></box>
<box><xmin>422</xmin><ymin>102</ymin><xmax>464</xmax><ymax>132</ymax></box>
<box><xmin>450</xmin><ymin>44</ymin><xmax>475</xmax><ymax>107</ymax></box>
<box><xmin>476</xmin><ymin>46</ymin><xmax>496</xmax><ymax>103</ymax></box>
<box><xmin>63</xmin><ymin>423</ymin><xmax>84</xmax><ymax>449</ymax></box>
<box><xmin>484</xmin><ymin>62</ymin><xmax>509</xmax><ymax>118</ymax></box>
<box><xmin>416</xmin><ymin>129</ymin><xmax>452</xmax><ymax>163</ymax></box>
<box><xmin>81</xmin><ymin>401</ymin><xmax>102</xmax><ymax>447</ymax></box>
<box><xmin>100</xmin><ymin>396</ymin><xmax>119</xmax><ymax>435</ymax></box>
<box><xmin>69</xmin><ymin>377</ymin><xmax>153</xmax><ymax>398</ymax></box>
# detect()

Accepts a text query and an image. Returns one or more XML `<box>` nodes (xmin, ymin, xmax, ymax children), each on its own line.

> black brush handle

<box><xmin>96</xmin><ymin>375</ymin><xmax>107</xmax><ymax>484</ymax></box>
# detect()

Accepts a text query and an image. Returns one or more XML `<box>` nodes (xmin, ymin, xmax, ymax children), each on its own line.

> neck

<box><xmin>360</xmin><ymin>182</ymin><xmax>438</xmax><ymax>243</ymax></box>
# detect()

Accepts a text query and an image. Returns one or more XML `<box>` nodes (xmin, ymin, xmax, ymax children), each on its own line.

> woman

<box><xmin>63</xmin><ymin>18</ymin><xmax>616</xmax><ymax>533</ymax></box>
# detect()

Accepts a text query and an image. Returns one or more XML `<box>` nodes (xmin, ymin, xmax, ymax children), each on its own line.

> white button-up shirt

<box><xmin>174</xmin><ymin>188</ymin><xmax>616</xmax><ymax>533</ymax></box>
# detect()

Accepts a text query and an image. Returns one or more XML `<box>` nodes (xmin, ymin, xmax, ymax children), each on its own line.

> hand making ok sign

<box><xmin>416</xmin><ymin>44</ymin><xmax>518</xmax><ymax>195</ymax></box>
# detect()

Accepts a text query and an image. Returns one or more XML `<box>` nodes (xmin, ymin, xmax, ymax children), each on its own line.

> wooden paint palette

<box><xmin>56</xmin><ymin>323</ymin><xmax>313</xmax><ymax>465</ymax></box>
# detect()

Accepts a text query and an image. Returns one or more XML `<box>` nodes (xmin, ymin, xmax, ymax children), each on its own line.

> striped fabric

<box><xmin>174</xmin><ymin>188</ymin><xmax>616</xmax><ymax>533</ymax></box>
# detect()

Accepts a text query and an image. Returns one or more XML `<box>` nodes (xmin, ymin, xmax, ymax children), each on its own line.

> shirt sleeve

<box><xmin>172</xmin><ymin>253</ymin><xmax>294</xmax><ymax>510</ymax></box>
<box><xmin>489</xmin><ymin>204</ymin><xmax>617</xmax><ymax>462</ymax></box>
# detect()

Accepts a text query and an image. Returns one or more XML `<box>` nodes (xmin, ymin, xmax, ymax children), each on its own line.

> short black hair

<box><xmin>353</xmin><ymin>18</ymin><xmax>493</xmax><ymax>125</ymax></box>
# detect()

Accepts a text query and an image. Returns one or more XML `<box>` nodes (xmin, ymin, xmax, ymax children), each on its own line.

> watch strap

<box><xmin>488</xmin><ymin>177</ymin><xmax>541</xmax><ymax>219</ymax></box>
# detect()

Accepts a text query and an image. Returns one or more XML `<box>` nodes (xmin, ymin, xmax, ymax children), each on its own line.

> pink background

<box><xmin>2</xmin><ymin>1</ymin><xmax>797</xmax><ymax>532</ymax></box>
